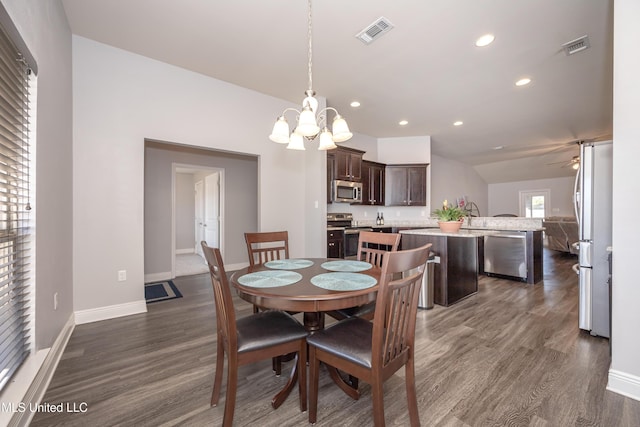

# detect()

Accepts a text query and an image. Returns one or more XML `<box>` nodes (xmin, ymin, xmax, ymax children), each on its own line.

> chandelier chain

<box><xmin>307</xmin><ymin>0</ymin><xmax>313</xmax><ymax>92</ymax></box>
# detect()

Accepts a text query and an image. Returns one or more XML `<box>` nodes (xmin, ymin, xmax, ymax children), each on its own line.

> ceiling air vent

<box><xmin>562</xmin><ymin>35</ymin><xmax>590</xmax><ymax>56</ymax></box>
<box><xmin>355</xmin><ymin>17</ymin><xmax>394</xmax><ymax>44</ymax></box>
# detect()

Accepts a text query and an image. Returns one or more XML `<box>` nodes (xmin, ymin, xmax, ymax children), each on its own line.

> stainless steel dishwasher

<box><xmin>484</xmin><ymin>231</ymin><xmax>527</xmax><ymax>279</ymax></box>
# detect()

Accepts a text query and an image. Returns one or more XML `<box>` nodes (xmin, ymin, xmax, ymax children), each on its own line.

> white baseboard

<box><xmin>6</xmin><ymin>314</ymin><xmax>75</xmax><ymax>427</ymax></box>
<box><xmin>175</xmin><ymin>248</ymin><xmax>195</xmax><ymax>255</ymax></box>
<box><xmin>607</xmin><ymin>369</ymin><xmax>640</xmax><ymax>402</ymax></box>
<box><xmin>225</xmin><ymin>262</ymin><xmax>249</xmax><ymax>272</ymax></box>
<box><xmin>74</xmin><ymin>300</ymin><xmax>147</xmax><ymax>325</ymax></box>
<box><xmin>144</xmin><ymin>271</ymin><xmax>172</xmax><ymax>283</ymax></box>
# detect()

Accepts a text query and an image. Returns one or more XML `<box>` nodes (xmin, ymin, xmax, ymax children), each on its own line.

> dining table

<box><xmin>229</xmin><ymin>257</ymin><xmax>381</xmax><ymax>408</ymax></box>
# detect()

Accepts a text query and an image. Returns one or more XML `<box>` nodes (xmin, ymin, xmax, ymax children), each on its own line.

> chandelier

<box><xmin>269</xmin><ymin>0</ymin><xmax>353</xmax><ymax>150</ymax></box>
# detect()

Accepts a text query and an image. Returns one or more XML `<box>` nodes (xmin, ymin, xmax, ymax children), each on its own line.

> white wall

<box><xmin>73</xmin><ymin>36</ymin><xmax>324</xmax><ymax>313</ymax></box>
<box><xmin>488</xmin><ymin>176</ymin><xmax>575</xmax><ymax>217</ymax></box>
<box><xmin>1</xmin><ymin>0</ymin><xmax>73</xmax><ymax>349</ymax></box>
<box><xmin>609</xmin><ymin>0</ymin><xmax>640</xmax><ymax>401</ymax></box>
<box><xmin>377</xmin><ymin>136</ymin><xmax>431</xmax><ymax>164</ymax></box>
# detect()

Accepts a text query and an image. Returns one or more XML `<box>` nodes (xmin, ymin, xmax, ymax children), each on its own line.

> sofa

<box><xmin>542</xmin><ymin>217</ymin><xmax>579</xmax><ymax>254</ymax></box>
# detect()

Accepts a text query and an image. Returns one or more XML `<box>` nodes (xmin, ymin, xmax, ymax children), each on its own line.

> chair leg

<box><xmin>309</xmin><ymin>346</ymin><xmax>319</xmax><ymax>424</ymax></box>
<box><xmin>371</xmin><ymin>378</ymin><xmax>385</xmax><ymax>427</ymax></box>
<box><xmin>405</xmin><ymin>357</ymin><xmax>420</xmax><ymax>427</ymax></box>
<box><xmin>222</xmin><ymin>357</ymin><xmax>238</xmax><ymax>427</ymax></box>
<box><xmin>273</xmin><ymin>356</ymin><xmax>282</xmax><ymax>376</ymax></box>
<box><xmin>211</xmin><ymin>339</ymin><xmax>225</xmax><ymax>406</ymax></box>
<box><xmin>298</xmin><ymin>340</ymin><xmax>307</xmax><ymax>412</ymax></box>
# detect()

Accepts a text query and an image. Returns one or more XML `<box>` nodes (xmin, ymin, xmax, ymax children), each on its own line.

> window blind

<box><xmin>0</xmin><ymin>20</ymin><xmax>32</xmax><ymax>392</ymax></box>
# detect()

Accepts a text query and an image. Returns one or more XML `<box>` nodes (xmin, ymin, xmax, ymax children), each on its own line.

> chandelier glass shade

<box><xmin>269</xmin><ymin>0</ymin><xmax>353</xmax><ymax>150</ymax></box>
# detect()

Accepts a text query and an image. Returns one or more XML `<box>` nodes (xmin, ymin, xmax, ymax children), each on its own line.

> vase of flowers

<box><xmin>433</xmin><ymin>199</ymin><xmax>466</xmax><ymax>233</ymax></box>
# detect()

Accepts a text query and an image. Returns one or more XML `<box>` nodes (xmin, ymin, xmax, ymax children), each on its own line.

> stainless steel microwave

<box><xmin>332</xmin><ymin>179</ymin><xmax>363</xmax><ymax>203</ymax></box>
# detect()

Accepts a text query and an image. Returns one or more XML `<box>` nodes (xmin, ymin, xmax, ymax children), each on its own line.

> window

<box><xmin>519</xmin><ymin>190</ymin><xmax>550</xmax><ymax>218</ymax></box>
<box><xmin>0</xmin><ymin>19</ymin><xmax>33</xmax><ymax>391</ymax></box>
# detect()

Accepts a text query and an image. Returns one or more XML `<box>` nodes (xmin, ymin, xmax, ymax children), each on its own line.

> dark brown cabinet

<box><xmin>402</xmin><ymin>233</ymin><xmax>478</xmax><ymax>306</ymax></box>
<box><xmin>362</xmin><ymin>160</ymin><xmax>385</xmax><ymax>206</ymax></box>
<box><xmin>327</xmin><ymin>153</ymin><xmax>335</xmax><ymax>203</ymax></box>
<box><xmin>334</xmin><ymin>146</ymin><xmax>364</xmax><ymax>182</ymax></box>
<box><xmin>385</xmin><ymin>164</ymin><xmax>428</xmax><ymax>206</ymax></box>
<box><xmin>327</xmin><ymin>229</ymin><xmax>344</xmax><ymax>259</ymax></box>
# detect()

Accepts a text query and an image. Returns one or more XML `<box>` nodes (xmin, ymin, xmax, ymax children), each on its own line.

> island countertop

<box><xmin>360</xmin><ymin>217</ymin><xmax>544</xmax><ymax>232</ymax></box>
<box><xmin>399</xmin><ymin>228</ymin><xmax>501</xmax><ymax>238</ymax></box>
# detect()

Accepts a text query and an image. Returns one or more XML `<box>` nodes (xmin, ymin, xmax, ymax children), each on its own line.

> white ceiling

<box><xmin>60</xmin><ymin>0</ymin><xmax>613</xmax><ymax>183</ymax></box>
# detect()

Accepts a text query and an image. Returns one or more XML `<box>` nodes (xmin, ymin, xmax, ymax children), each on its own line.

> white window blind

<box><xmin>0</xmin><ymin>20</ymin><xmax>32</xmax><ymax>392</ymax></box>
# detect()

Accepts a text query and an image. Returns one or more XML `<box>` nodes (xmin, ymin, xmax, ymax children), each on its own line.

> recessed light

<box><xmin>350</xmin><ymin>101</ymin><xmax>361</xmax><ymax>108</ymax></box>
<box><xmin>475</xmin><ymin>34</ymin><xmax>495</xmax><ymax>47</ymax></box>
<box><xmin>493</xmin><ymin>145</ymin><xmax>504</xmax><ymax>150</ymax></box>
<box><xmin>515</xmin><ymin>78</ymin><xmax>531</xmax><ymax>86</ymax></box>
<box><xmin>453</xmin><ymin>121</ymin><xmax>463</xmax><ymax>126</ymax></box>
<box><xmin>399</xmin><ymin>120</ymin><xmax>408</xmax><ymax>126</ymax></box>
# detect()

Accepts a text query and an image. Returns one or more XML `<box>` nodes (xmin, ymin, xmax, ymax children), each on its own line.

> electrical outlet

<box><xmin>118</xmin><ymin>270</ymin><xmax>127</xmax><ymax>282</ymax></box>
<box><xmin>54</xmin><ymin>292</ymin><xmax>58</xmax><ymax>310</ymax></box>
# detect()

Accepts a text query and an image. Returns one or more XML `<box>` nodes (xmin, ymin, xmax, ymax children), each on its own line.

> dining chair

<box><xmin>244</xmin><ymin>231</ymin><xmax>294</xmax><ymax>375</ymax></box>
<box><xmin>308</xmin><ymin>243</ymin><xmax>432</xmax><ymax>427</ymax></box>
<box><xmin>326</xmin><ymin>231</ymin><xmax>401</xmax><ymax>321</ymax></box>
<box><xmin>201</xmin><ymin>242</ymin><xmax>307</xmax><ymax>427</ymax></box>
<box><xmin>245</xmin><ymin>231</ymin><xmax>289</xmax><ymax>267</ymax></box>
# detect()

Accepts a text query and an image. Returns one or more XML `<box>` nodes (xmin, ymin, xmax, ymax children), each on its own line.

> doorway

<box><xmin>519</xmin><ymin>189</ymin><xmax>550</xmax><ymax>218</ymax></box>
<box><xmin>173</xmin><ymin>164</ymin><xmax>224</xmax><ymax>277</ymax></box>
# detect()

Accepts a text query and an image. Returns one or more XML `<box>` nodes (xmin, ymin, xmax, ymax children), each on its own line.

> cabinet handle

<box><xmin>329</xmin><ymin>242</ymin><xmax>334</xmax><ymax>247</ymax></box>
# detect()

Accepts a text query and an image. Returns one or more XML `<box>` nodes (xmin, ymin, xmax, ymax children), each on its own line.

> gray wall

<box><xmin>2</xmin><ymin>0</ymin><xmax>73</xmax><ymax>349</ymax></box>
<box><xmin>430</xmin><ymin>154</ymin><xmax>488</xmax><ymax>216</ymax></box>
<box><xmin>175</xmin><ymin>173</ymin><xmax>195</xmax><ymax>251</ymax></box>
<box><xmin>144</xmin><ymin>141</ymin><xmax>257</xmax><ymax>275</ymax></box>
<box><xmin>488</xmin><ymin>176</ymin><xmax>575</xmax><ymax>217</ymax></box>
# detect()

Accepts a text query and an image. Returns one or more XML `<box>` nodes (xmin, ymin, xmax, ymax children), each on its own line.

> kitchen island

<box><xmin>400</xmin><ymin>229</ymin><xmax>490</xmax><ymax>306</ymax></box>
<box><xmin>401</xmin><ymin>226</ymin><xmax>544</xmax><ymax>306</ymax></box>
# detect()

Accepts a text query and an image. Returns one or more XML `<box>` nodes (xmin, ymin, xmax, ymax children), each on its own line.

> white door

<box><xmin>519</xmin><ymin>189</ymin><xmax>550</xmax><ymax>218</ymax></box>
<box><xmin>194</xmin><ymin>180</ymin><xmax>205</xmax><ymax>256</ymax></box>
<box><xmin>204</xmin><ymin>173</ymin><xmax>220</xmax><ymax>248</ymax></box>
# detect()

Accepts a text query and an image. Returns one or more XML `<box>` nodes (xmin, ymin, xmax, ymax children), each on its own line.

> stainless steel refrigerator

<box><xmin>574</xmin><ymin>140</ymin><xmax>612</xmax><ymax>338</ymax></box>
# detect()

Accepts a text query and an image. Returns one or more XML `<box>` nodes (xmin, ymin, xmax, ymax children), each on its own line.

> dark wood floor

<box><xmin>31</xmin><ymin>250</ymin><xmax>640</xmax><ymax>426</ymax></box>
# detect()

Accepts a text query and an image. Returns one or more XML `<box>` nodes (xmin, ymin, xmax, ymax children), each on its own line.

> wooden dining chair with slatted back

<box><xmin>244</xmin><ymin>231</ymin><xmax>293</xmax><ymax>375</ymax></box>
<box><xmin>245</xmin><ymin>231</ymin><xmax>289</xmax><ymax>269</ymax></box>
<box><xmin>326</xmin><ymin>231</ymin><xmax>401</xmax><ymax>321</ymax></box>
<box><xmin>201</xmin><ymin>242</ymin><xmax>307</xmax><ymax>427</ymax></box>
<box><xmin>308</xmin><ymin>243</ymin><xmax>432</xmax><ymax>427</ymax></box>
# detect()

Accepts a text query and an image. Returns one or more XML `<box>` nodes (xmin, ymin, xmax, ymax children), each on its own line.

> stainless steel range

<box><xmin>327</xmin><ymin>213</ymin><xmax>372</xmax><ymax>259</ymax></box>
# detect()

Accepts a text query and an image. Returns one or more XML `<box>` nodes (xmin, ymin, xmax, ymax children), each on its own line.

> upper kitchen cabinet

<box><xmin>334</xmin><ymin>146</ymin><xmax>364</xmax><ymax>182</ymax></box>
<box><xmin>362</xmin><ymin>160</ymin><xmax>385</xmax><ymax>206</ymax></box>
<box><xmin>385</xmin><ymin>164</ymin><xmax>428</xmax><ymax>206</ymax></box>
<box><xmin>327</xmin><ymin>152</ymin><xmax>335</xmax><ymax>203</ymax></box>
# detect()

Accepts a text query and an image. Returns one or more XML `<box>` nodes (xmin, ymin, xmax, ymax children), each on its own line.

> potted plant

<box><xmin>432</xmin><ymin>199</ymin><xmax>466</xmax><ymax>232</ymax></box>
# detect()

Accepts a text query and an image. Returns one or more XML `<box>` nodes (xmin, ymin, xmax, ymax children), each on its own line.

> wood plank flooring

<box><xmin>30</xmin><ymin>250</ymin><xmax>640</xmax><ymax>426</ymax></box>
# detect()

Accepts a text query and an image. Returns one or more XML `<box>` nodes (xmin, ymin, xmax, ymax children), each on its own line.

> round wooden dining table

<box><xmin>229</xmin><ymin>257</ymin><xmax>381</xmax><ymax>407</ymax></box>
<box><xmin>230</xmin><ymin>257</ymin><xmax>381</xmax><ymax>333</ymax></box>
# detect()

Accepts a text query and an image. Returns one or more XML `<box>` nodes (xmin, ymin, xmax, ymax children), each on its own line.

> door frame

<box><xmin>171</xmin><ymin>163</ymin><xmax>225</xmax><ymax>278</ymax></box>
<box><xmin>518</xmin><ymin>189</ymin><xmax>550</xmax><ymax>218</ymax></box>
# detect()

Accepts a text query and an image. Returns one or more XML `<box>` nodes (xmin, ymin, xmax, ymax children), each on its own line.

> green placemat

<box><xmin>321</xmin><ymin>260</ymin><xmax>372</xmax><ymax>272</ymax></box>
<box><xmin>264</xmin><ymin>259</ymin><xmax>314</xmax><ymax>270</ymax></box>
<box><xmin>310</xmin><ymin>272</ymin><xmax>377</xmax><ymax>291</ymax></box>
<box><xmin>237</xmin><ymin>270</ymin><xmax>302</xmax><ymax>288</ymax></box>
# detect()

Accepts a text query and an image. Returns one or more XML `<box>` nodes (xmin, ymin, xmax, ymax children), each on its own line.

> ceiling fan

<box><xmin>546</xmin><ymin>155</ymin><xmax>580</xmax><ymax>169</ymax></box>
